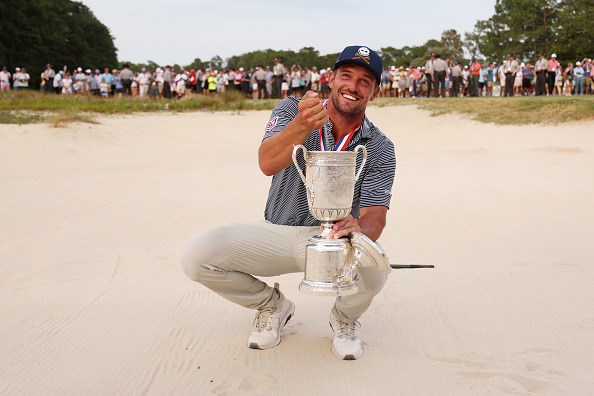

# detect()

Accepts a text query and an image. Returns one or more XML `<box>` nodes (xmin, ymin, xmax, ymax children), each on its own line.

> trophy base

<box><xmin>299</xmin><ymin>279</ymin><xmax>358</xmax><ymax>296</ymax></box>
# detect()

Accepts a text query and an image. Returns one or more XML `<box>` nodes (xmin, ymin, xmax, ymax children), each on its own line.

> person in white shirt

<box><xmin>310</xmin><ymin>67</ymin><xmax>320</xmax><ymax>93</ymax></box>
<box><xmin>16</xmin><ymin>68</ymin><xmax>30</xmax><ymax>89</ymax></box>
<box><xmin>53</xmin><ymin>71</ymin><xmax>63</xmax><ymax>94</ymax></box>
<box><xmin>138</xmin><ymin>68</ymin><xmax>151</xmax><ymax>97</ymax></box>
<box><xmin>174</xmin><ymin>70</ymin><xmax>188</xmax><ymax>97</ymax></box>
<box><xmin>62</xmin><ymin>72</ymin><xmax>73</xmax><ymax>94</ymax></box>
<box><xmin>0</xmin><ymin>67</ymin><xmax>11</xmax><ymax>91</ymax></box>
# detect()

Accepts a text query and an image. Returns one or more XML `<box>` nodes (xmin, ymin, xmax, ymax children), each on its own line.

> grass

<box><xmin>1</xmin><ymin>90</ymin><xmax>593</xmax><ymax>126</ymax></box>
<box><xmin>372</xmin><ymin>95</ymin><xmax>594</xmax><ymax>125</ymax></box>
<box><xmin>0</xmin><ymin>90</ymin><xmax>279</xmax><ymax>125</ymax></box>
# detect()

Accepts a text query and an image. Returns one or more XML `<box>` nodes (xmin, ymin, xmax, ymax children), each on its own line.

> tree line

<box><xmin>3</xmin><ymin>0</ymin><xmax>591</xmax><ymax>88</ymax></box>
<box><xmin>0</xmin><ymin>0</ymin><xmax>117</xmax><ymax>89</ymax></box>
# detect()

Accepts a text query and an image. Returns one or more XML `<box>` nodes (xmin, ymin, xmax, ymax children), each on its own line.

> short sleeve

<box><xmin>263</xmin><ymin>97</ymin><xmax>300</xmax><ymax>140</ymax></box>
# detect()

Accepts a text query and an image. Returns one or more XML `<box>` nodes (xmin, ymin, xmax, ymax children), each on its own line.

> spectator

<box><xmin>469</xmin><ymin>59</ymin><xmax>481</xmax><ymax>96</ymax></box>
<box><xmin>522</xmin><ymin>63</ymin><xmax>533</xmax><ymax>95</ymax></box>
<box><xmin>502</xmin><ymin>53</ymin><xmax>519</xmax><ymax>97</ymax></box>
<box><xmin>0</xmin><ymin>66</ymin><xmax>11</xmax><ymax>91</ymax></box>
<box><xmin>573</xmin><ymin>61</ymin><xmax>584</xmax><ymax>95</ymax></box>
<box><xmin>451</xmin><ymin>62</ymin><xmax>462</xmax><ymax>97</ymax></box>
<box><xmin>62</xmin><ymin>71</ymin><xmax>73</xmax><ymax>94</ymax></box>
<box><xmin>53</xmin><ymin>70</ymin><xmax>63</xmax><ymax>94</ymax></box>
<box><xmin>163</xmin><ymin>65</ymin><xmax>172</xmax><ymax>99</ymax></box>
<box><xmin>99</xmin><ymin>78</ymin><xmax>109</xmax><ymax>98</ymax></box>
<box><xmin>43</xmin><ymin>64</ymin><xmax>55</xmax><ymax>93</ymax></box>
<box><xmin>534</xmin><ymin>52</ymin><xmax>548</xmax><ymax>95</ymax></box>
<box><xmin>381</xmin><ymin>67</ymin><xmax>392</xmax><ymax>97</ymax></box>
<box><xmin>478</xmin><ymin>63</ymin><xmax>488</xmax><ymax>96</ymax></box>
<box><xmin>488</xmin><ymin>63</ymin><xmax>497</xmax><ymax>96</ymax></box>
<box><xmin>432</xmin><ymin>54</ymin><xmax>448</xmax><ymax>97</ymax></box>
<box><xmin>138</xmin><ymin>68</ymin><xmax>151</xmax><ymax>97</ymax></box>
<box><xmin>130</xmin><ymin>72</ymin><xmax>139</xmax><ymax>97</ymax></box>
<box><xmin>547</xmin><ymin>54</ymin><xmax>559</xmax><ymax>95</ymax></box>
<box><xmin>113</xmin><ymin>70</ymin><xmax>124</xmax><ymax>97</ymax></box>
<box><xmin>563</xmin><ymin>63</ymin><xmax>574</xmax><ymax>95</ymax></box>
<box><xmin>553</xmin><ymin>64</ymin><xmax>563</xmax><ymax>95</ymax></box>
<box><xmin>462</xmin><ymin>65</ymin><xmax>470</xmax><ymax>96</ymax></box>
<box><xmin>272</xmin><ymin>58</ymin><xmax>285</xmax><ymax>99</ymax></box>
<box><xmin>425</xmin><ymin>52</ymin><xmax>435</xmax><ymax>97</ymax></box>
<box><xmin>16</xmin><ymin>67</ymin><xmax>30</xmax><ymax>90</ymax></box>
<box><xmin>513</xmin><ymin>63</ymin><xmax>523</xmax><ymax>96</ymax></box>
<box><xmin>265</xmin><ymin>66</ymin><xmax>273</xmax><ymax>97</ymax></box>
<box><xmin>253</xmin><ymin>66</ymin><xmax>268</xmax><ymax>99</ymax></box>
<box><xmin>120</xmin><ymin>64</ymin><xmax>134</xmax><ymax>96</ymax></box>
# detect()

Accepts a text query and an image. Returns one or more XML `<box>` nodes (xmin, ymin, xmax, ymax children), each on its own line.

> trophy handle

<box><xmin>354</xmin><ymin>145</ymin><xmax>368</xmax><ymax>182</ymax></box>
<box><xmin>292</xmin><ymin>144</ymin><xmax>307</xmax><ymax>185</ymax></box>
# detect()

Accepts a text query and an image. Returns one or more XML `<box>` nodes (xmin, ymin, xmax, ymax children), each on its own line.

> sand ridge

<box><xmin>1</xmin><ymin>107</ymin><xmax>593</xmax><ymax>394</ymax></box>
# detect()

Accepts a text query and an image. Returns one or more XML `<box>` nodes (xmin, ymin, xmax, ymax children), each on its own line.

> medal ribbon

<box><xmin>318</xmin><ymin>99</ymin><xmax>362</xmax><ymax>152</ymax></box>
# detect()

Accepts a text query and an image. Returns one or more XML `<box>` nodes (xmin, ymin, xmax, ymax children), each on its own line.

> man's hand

<box><xmin>297</xmin><ymin>91</ymin><xmax>328</xmax><ymax>130</ymax></box>
<box><xmin>324</xmin><ymin>214</ymin><xmax>361</xmax><ymax>239</ymax></box>
<box><xmin>322</xmin><ymin>206</ymin><xmax>388</xmax><ymax>241</ymax></box>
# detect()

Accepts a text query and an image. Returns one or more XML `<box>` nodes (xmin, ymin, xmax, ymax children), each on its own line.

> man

<box><xmin>451</xmin><ymin>62</ymin><xmax>462</xmax><ymax>97</ymax></box>
<box><xmin>432</xmin><ymin>54</ymin><xmax>448</xmax><ymax>98</ymax></box>
<box><xmin>120</xmin><ymin>64</ymin><xmax>134</xmax><ymax>96</ymax></box>
<box><xmin>16</xmin><ymin>68</ymin><xmax>30</xmax><ymax>90</ymax></box>
<box><xmin>534</xmin><ymin>53</ymin><xmax>548</xmax><ymax>96</ymax></box>
<box><xmin>381</xmin><ymin>67</ymin><xmax>392</xmax><ymax>97</ymax></box>
<box><xmin>0</xmin><ymin>66</ymin><xmax>11</xmax><ymax>91</ymax></box>
<box><xmin>546</xmin><ymin>53</ymin><xmax>559</xmax><ymax>95</ymax></box>
<box><xmin>469</xmin><ymin>59</ymin><xmax>481</xmax><ymax>97</ymax></box>
<box><xmin>502</xmin><ymin>54</ymin><xmax>519</xmax><ymax>97</ymax></box>
<box><xmin>265</xmin><ymin>66</ymin><xmax>273</xmax><ymax>97</ymax></box>
<box><xmin>253</xmin><ymin>66</ymin><xmax>268</xmax><ymax>99</ymax></box>
<box><xmin>101</xmin><ymin>67</ymin><xmax>114</xmax><ymax>95</ymax></box>
<box><xmin>162</xmin><ymin>65</ymin><xmax>173</xmax><ymax>99</ymax></box>
<box><xmin>53</xmin><ymin>70</ymin><xmax>63</xmax><ymax>94</ymax></box>
<box><xmin>43</xmin><ymin>64</ymin><xmax>55</xmax><ymax>94</ymax></box>
<box><xmin>138</xmin><ymin>67</ymin><xmax>151</xmax><ymax>97</ymax></box>
<box><xmin>424</xmin><ymin>52</ymin><xmax>435</xmax><ymax>97</ymax></box>
<box><xmin>181</xmin><ymin>45</ymin><xmax>396</xmax><ymax>361</ymax></box>
<box><xmin>272</xmin><ymin>58</ymin><xmax>286</xmax><ymax>99</ymax></box>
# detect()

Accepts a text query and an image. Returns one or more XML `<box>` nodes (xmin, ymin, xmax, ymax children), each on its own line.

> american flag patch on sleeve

<box><xmin>265</xmin><ymin>116</ymin><xmax>279</xmax><ymax>132</ymax></box>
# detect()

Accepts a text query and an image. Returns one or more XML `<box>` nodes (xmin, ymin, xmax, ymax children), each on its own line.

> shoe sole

<box><xmin>248</xmin><ymin>305</ymin><xmax>294</xmax><ymax>350</ymax></box>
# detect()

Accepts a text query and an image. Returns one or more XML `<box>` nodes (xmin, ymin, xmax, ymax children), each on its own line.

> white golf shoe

<box><xmin>329</xmin><ymin>311</ymin><xmax>362</xmax><ymax>360</ymax></box>
<box><xmin>248</xmin><ymin>283</ymin><xmax>295</xmax><ymax>350</ymax></box>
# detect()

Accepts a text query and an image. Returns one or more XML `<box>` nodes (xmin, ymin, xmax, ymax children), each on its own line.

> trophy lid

<box><xmin>349</xmin><ymin>232</ymin><xmax>391</xmax><ymax>272</ymax></box>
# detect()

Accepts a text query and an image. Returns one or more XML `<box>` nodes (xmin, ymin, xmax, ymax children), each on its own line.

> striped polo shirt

<box><xmin>263</xmin><ymin>97</ymin><xmax>396</xmax><ymax>227</ymax></box>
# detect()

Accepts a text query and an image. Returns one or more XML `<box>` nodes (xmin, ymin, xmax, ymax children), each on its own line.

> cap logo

<box><xmin>353</xmin><ymin>47</ymin><xmax>371</xmax><ymax>64</ymax></box>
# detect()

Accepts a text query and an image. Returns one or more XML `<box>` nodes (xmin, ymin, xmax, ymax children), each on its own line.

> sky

<box><xmin>79</xmin><ymin>0</ymin><xmax>496</xmax><ymax>66</ymax></box>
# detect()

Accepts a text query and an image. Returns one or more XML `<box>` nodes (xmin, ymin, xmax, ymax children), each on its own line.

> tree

<box><xmin>465</xmin><ymin>0</ymin><xmax>559</xmax><ymax>62</ymax></box>
<box><xmin>441</xmin><ymin>29</ymin><xmax>464</xmax><ymax>60</ymax></box>
<box><xmin>553</xmin><ymin>0</ymin><xmax>594</xmax><ymax>62</ymax></box>
<box><xmin>0</xmin><ymin>0</ymin><xmax>117</xmax><ymax>88</ymax></box>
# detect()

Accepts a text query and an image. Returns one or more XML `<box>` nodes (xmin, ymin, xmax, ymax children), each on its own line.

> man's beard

<box><xmin>331</xmin><ymin>90</ymin><xmax>366</xmax><ymax>119</ymax></box>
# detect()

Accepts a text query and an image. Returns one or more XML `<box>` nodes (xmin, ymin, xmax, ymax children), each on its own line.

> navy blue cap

<box><xmin>333</xmin><ymin>45</ymin><xmax>382</xmax><ymax>84</ymax></box>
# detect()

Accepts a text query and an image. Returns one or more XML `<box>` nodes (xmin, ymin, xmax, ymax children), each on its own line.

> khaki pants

<box><xmin>181</xmin><ymin>221</ymin><xmax>388</xmax><ymax>322</ymax></box>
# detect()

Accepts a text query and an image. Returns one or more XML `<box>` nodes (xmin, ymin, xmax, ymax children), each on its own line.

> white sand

<box><xmin>1</xmin><ymin>107</ymin><xmax>593</xmax><ymax>394</ymax></box>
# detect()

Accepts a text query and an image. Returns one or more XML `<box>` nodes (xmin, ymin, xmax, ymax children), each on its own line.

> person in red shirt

<box><xmin>189</xmin><ymin>69</ymin><xmax>197</xmax><ymax>93</ymax></box>
<box><xmin>469</xmin><ymin>59</ymin><xmax>481</xmax><ymax>97</ymax></box>
<box><xmin>547</xmin><ymin>54</ymin><xmax>560</xmax><ymax>95</ymax></box>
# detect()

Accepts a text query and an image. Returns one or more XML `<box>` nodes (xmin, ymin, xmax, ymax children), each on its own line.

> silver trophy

<box><xmin>292</xmin><ymin>144</ymin><xmax>391</xmax><ymax>296</ymax></box>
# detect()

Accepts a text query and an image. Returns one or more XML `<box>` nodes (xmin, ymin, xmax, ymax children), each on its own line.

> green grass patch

<box><xmin>372</xmin><ymin>96</ymin><xmax>594</xmax><ymax>125</ymax></box>
<box><xmin>0</xmin><ymin>90</ymin><xmax>279</xmax><ymax>125</ymax></box>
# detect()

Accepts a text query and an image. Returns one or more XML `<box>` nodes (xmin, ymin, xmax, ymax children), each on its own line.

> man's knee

<box><xmin>357</xmin><ymin>267</ymin><xmax>388</xmax><ymax>295</ymax></box>
<box><xmin>180</xmin><ymin>225</ymin><xmax>234</xmax><ymax>282</ymax></box>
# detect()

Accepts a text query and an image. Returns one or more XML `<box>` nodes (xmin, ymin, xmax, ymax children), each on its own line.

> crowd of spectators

<box><xmin>1</xmin><ymin>53</ymin><xmax>591</xmax><ymax>99</ymax></box>
<box><xmin>377</xmin><ymin>52</ymin><xmax>593</xmax><ymax>98</ymax></box>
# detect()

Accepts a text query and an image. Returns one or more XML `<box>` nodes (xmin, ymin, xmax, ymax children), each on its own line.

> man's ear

<box><xmin>328</xmin><ymin>71</ymin><xmax>334</xmax><ymax>90</ymax></box>
<box><xmin>370</xmin><ymin>84</ymin><xmax>381</xmax><ymax>101</ymax></box>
